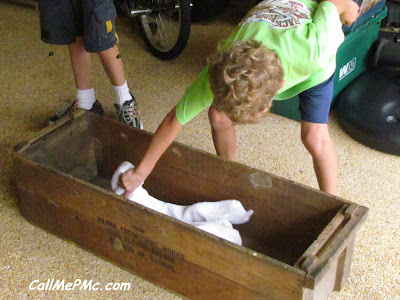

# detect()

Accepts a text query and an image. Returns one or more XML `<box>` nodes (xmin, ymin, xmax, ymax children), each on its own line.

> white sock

<box><xmin>113</xmin><ymin>81</ymin><xmax>133</xmax><ymax>106</ymax></box>
<box><xmin>76</xmin><ymin>88</ymin><xmax>96</xmax><ymax>110</ymax></box>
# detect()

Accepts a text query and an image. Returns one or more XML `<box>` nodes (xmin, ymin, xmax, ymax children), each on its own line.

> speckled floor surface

<box><xmin>1</xmin><ymin>1</ymin><xmax>399</xmax><ymax>299</ymax></box>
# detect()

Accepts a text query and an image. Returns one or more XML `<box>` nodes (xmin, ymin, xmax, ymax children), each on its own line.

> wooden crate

<box><xmin>12</xmin><ymin>111</ymin><xmax>368</xmax><ymax>300</ymax></box>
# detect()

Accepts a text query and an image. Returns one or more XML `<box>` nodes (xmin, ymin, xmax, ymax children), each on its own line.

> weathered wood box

<box><xmin>12</xmin><ymin>111</ymin><xmax>368</xmax><ymax>300</ymax></box>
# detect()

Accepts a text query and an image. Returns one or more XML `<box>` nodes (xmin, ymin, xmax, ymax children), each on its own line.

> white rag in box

<box><xmin>111</xmin><ymin>161</ymin><xmax>254</xmax><ymax>245</ymax></box>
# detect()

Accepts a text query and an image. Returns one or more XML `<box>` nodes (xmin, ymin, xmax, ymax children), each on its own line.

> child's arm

<box><xmin>121</xmin><ymin>107</ymin><xmax>182</xmax><ymax>196</ymax></box>
<box><xmin>122</xmin><ymin>65</ymin><xmax>212</xmax><ymax>196</ymax></box>
<box><xmin>323</xmin><ymin>0</ymin><xmax>360</xmax><ymax>25</ymax></box>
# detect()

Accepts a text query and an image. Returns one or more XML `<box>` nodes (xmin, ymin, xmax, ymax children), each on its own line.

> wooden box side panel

<box><xmin>89</xmin><ymin>114</ymin><xmax>344</xmax><ymax>263</ymax></box>
<box><xmin>299</xmin><ymin>204</ymin><xmax>368</xmax><ymax>300</ymax></box>
<box><xmin>301</xmin><ymin>236</ymin><xmax>357</xmax><ymax>300</ymax></box>
<box><xmin>12</xmin><ymin>155</ymin><xmax>307</xmax><ymax>300</ymax></box>
<box><xmin>305</xmin><ymin>208</ymin><xmax>368</xmax><ymax>299</ymax></box>
<box><xmin>21</xmin><ymin>114</ymin><xmax>98</xmax><ymax>182</ymax></box>
<box><xmin>17</xmin><ymin>188</ymin><xmax>270</xmax><ymax>300</ymax></box>
<box><xmin>90</xmin><ymin>114</ymin><xmax>343</xmax><ymax>211</ymax></box>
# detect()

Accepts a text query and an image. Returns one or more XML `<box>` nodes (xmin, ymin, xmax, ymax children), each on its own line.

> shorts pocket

<box><xmin>94</xmin><ymin>1</ymin><xmax>117</xmax><ymax>39</ymax></box>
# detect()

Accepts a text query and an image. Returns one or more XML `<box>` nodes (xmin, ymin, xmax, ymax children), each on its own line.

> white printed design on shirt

<box><xmin>240</xmin><ymin>0</ymin><xmax>312</xmax><ymax>29</ymax></box>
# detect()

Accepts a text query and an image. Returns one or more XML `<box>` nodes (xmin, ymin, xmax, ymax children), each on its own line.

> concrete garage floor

<box><xmin>1</xmin><ymin>1</ymin><xmax>399</xmax><ymax>299</ymax></box>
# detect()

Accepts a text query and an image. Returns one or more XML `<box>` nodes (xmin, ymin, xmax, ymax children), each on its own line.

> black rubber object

<box><xmin>337</xmin><ymin>68</ymin><xmax>400</xmax><ymax>156</ymax></box>
<box><xmin>191</xmin><ymin>0</ymin><xmax>230</xmax><ymax>21</ymax></box>
<box><xmin>372</xmin><ymin>38</ymin><xmax>400</xmax><ymax>67</ymax></box>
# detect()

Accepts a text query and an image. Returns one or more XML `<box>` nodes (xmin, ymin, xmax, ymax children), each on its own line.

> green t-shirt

<box><xmin>176</xmin><ymin>0</ymin><xmax>344</xmax><ymax>125</ymax></box>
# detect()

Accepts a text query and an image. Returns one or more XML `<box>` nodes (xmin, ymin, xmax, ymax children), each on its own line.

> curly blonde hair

<box><xmin>208</xmin><ymin>40</ymin><xmax>284</xmax><ymax>124</ymax></box>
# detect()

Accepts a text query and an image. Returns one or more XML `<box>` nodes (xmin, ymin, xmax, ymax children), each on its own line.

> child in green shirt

<box><xmin>121</xmin><ymin>0</ymin><xmax>359</xmax><ymax>196</ymax></box>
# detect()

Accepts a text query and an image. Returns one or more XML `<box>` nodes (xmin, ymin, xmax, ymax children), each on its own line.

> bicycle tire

<box><xmin>138</xmin><ymin>0</ymin><xmax>191</xmax><ymax>60</ymax></box>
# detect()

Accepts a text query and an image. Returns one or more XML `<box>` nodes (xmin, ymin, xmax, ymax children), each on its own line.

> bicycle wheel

<box><xmin>137</xmin><ymin>0</ymin><xmax>191</xmax><ymax>60</ymax></box>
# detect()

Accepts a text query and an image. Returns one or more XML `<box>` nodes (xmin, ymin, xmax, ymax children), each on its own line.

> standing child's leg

<box><xmin>69</xmin><ymin>37</ymin><xmax>93</xmax><ymax>91</ymax></box>
<box><xmin>47</xmin><ymin>37</ymin><xmax>104</xmax><ymax>125</ymax></box>
<box><xmin>97</xmin><ymin>45</ymin><xmax>142</xmax><ymax>129</ymax></box>
<box><xmin>208</xmin><ymin>106</ymin><xmax>237</xmax><ymax>161</ymax></box>
<box><xmin>41</xmin><ymin>1</ymin><xmax>104</xmax><ymax>124</ymax></box>
<box><xmin>301</xmin><ymin>122</ymin><xmax>338</xmax><ymax>195</ymax></box>
<box><xmin>83</xmin><ymin>0</ymin><xmax>141</xmax><ymax>128</ymax></box>
<box><xmin>97</xmin><ymin>44</ymin><xmax>126</xmax><ymax>87</ymax></box>
<box><xmin>69</xmin><ymin>37</ymin><xmax>102</xmax><ymax>111</ymax></box>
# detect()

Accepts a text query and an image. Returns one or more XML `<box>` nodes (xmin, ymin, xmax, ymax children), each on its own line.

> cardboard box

<box><xmin>12</xmin><ymin>111</ymin><xmax>368</xmax><ymax>299</ymax></box>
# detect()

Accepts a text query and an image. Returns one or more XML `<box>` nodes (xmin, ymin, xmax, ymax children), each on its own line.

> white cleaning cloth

<box><xmin>111</xmin><ymin>161</ymin><xmax>254</xmax><ymax>245</ymax></box>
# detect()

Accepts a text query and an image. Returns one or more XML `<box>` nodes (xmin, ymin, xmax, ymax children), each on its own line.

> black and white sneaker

<box><xmin>114</xmin><ymin>95</ymin><xmax>143</xmax><ymax>129</ymax></box>
<box><xmin>47</xmin><ymin>100</ymin><xmax>104</xmax><ymax>125</ymax></box>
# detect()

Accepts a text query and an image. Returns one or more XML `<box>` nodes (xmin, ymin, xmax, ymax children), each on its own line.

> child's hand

<box><xmin>340</xmin><ymin>0</ymin><xmax>360</xmax><ymax>26</ymax></box>
<box><xmin>324</xmin><ymin>0</ymin><xmax>360</xmax><ymax>25</ymax></box>
<box><xmin>120</xmin><ymin>168</ymin><xmax>145</xmax><ymax>197</ymax></box>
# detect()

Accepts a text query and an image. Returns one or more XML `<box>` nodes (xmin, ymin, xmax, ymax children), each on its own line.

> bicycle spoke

<box><xmin>155</xmin><ymin>14</ymin><xmax>165</xmax><ymax>47</ymax></box>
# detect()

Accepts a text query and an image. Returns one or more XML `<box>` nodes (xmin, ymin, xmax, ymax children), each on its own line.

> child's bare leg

<box><xmin>301</xmin><ymin>121</ymin><xmax>338</xmax><ymax>195</ymax></box>
<box><xmin>97</xmin><ymin>44</ymin><xmax>126</xmax><ymax>87</ymax></box>
<box><xmin>68</xmin><ymin>37</ymin><xmax>93</xmax><ymax>90</ymax></box>
<box><xmin>208</xmin><ymin>106</ymin><xmax>237</xmax><ymax>161</ymax></box>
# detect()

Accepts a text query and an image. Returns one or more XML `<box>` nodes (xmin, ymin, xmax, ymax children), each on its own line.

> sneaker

<box><xmin>114</xmin><ymin>95</ymin><xmax>143</xmax><ymax>129</ymax></box>
<box><xmin>47</xmin><ymin>100</ymin><xmax>104</xmax><ymax>125</ymax></box>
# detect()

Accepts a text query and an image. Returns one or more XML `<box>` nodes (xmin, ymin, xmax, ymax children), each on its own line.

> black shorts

<box><xmin>39</xmin><ymin>0</ymin><xmax>117</xmax><ymax>53</ymax></box>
